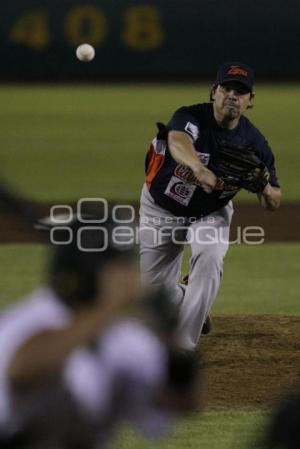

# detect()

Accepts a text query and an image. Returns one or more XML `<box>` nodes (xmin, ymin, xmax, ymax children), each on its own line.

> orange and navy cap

<box><xmin>215</xmin><ymin>62</ymin><xmax>254</xmax><ymax>92</ymax></box>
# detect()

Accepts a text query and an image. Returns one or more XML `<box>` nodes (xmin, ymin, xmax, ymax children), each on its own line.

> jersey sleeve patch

<box><xmin>184</xmin><ymin>122</ymin><xmax>199</xmax><ymax>141</ymax></box>
<box><xmin>166</xmin><ymin>107</ymin><xmax>201</xmax><ymax>142</ymax></box>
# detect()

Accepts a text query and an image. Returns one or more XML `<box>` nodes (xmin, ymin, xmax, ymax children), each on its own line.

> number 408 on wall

<box><xmin>9</xmin><ymin>5</ymin><xmax>164</xmax><ymax>52</ymax></box>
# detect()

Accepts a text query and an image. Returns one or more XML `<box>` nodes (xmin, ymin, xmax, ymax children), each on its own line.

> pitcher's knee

<box><xmin>190</xmin><ymin>248</ymin><xmax>223</xmax><ymax>275</ymax></box>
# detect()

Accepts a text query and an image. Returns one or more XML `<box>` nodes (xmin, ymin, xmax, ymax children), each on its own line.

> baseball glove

<box><xmin>213</xmin><ymin>140</ymin><xmax>270</xmax><ymax>193</ymax></box>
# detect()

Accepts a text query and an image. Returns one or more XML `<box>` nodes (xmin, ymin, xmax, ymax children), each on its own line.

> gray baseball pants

<box><xmin>139</xmin><ymin>184</ymin><xmax>233</xmax><ymax>351</ymax></box>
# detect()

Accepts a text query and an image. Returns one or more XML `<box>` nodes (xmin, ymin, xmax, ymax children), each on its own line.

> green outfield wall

<box><xmin>0</xmin><ymin>0</ymin><xmax>299</xmax><ymax>80</ymax></box>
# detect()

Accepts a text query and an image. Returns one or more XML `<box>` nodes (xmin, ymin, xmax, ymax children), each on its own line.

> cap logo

<box><xmin>227</xmin><ymin>65</ymin><xmax>248</xmax><ymax>77</ymax></box>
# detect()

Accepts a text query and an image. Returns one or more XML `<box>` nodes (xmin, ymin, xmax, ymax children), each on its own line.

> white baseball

<box><xmin>76</xmin><ymin>44</ymin><xmax>95</xmax><ymax>62</ymax></box>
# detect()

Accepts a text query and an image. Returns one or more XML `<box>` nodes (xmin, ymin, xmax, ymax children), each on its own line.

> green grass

<box><xmin>0</xmin><ymin>244</ymin><xmax>48</xmax><ymax>308</ymax></box>
<box><xmin>1</xmin><ymin>243</ymin><xmax>299</xmax><ymax>315</ymax></box>
<box><xmin>181</xmin><ymin>243</ymin><xmax>300</xmax><ymax>315</ymax></box>
<box><xmin>0</xmin><ymin>83</ymin><xmax>299</xmax><ymax>201</ymax></box>
<box><xmin>216</xmin><ymin>243</ymin><xmax>300</xmax><ymax>315</ymax></box>
<box><xmin>116</xmin><ymin>411</ymin><xmax>267</xmax><ymax>449</ymax></box>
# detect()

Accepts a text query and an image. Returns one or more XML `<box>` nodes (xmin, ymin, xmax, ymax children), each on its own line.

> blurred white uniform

<box><xmin>0</xmin><ymin>288</ymin><xmax>171</xmax><ymax>448</ymax></box>
<box><xmin>0</xmin><ymin>288</ymin><xmax>72</xmax><ymax>435</ymax></box>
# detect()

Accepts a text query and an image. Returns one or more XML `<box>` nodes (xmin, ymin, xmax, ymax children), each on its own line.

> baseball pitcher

<box><xmin>139</xmin><ymin>62</ymin><xmax>281</xmax><ymax>351</ymax></box>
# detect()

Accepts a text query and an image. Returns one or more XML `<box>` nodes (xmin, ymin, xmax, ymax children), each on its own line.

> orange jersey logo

<box><xmin>227</xmin><ymin>65</ymin><xmax>248</xmax><ymax>77</ymax></box>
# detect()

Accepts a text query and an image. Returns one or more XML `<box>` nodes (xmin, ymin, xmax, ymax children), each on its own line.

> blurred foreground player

<box><xmin>139</xmin><ymin>62</ymin><xmax>281</xmax><ymax>350</ymax></box>
<box><xmin>0</xmin><ymin>216</ymin><xmax>202</xmax><ymax>449</ymax></box>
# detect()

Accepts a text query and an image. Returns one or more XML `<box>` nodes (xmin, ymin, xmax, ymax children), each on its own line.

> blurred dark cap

<box><xmin>48</xmin><ymin>208</ymin><xmax>135</xmax><ymax>307</ymax></box>
<box><xmin>215</xmin><ymin>62</ymin><xmax>254</xmax><ymax>92</ymax></box>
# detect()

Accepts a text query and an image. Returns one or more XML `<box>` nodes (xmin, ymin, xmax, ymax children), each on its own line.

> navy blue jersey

<box><xmin>145</xmin><ymin>103</ymin><xmax>280</xmax><ymax>218</ymax></box>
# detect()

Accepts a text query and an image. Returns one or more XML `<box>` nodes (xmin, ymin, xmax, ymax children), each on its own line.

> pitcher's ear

<box><xmin>210</xmin><ymin>85</ymin><xmax>218</xmax><ymax>102</ymax></box>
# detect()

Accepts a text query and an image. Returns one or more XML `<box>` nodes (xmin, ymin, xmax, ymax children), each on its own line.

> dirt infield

<box><xmin>200</xmin><ymin>315</ymin><xmax>300</xmax><ymax>411</ymax></box>
<box><xmin>0</xmin><ymin>201</ymin><xmax>300</xmax><ymax>243</ymax></box>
